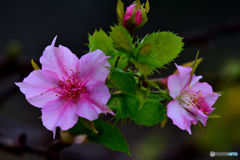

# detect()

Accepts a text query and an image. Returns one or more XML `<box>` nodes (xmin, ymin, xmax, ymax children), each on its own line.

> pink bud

<box><xmin>124</xmin><ymin>4</ymin><xmax>142</xmax><ymax>28</ymax></box>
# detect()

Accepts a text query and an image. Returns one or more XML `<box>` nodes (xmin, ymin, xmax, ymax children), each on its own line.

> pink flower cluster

<box><xmin>167</xmin><ymin>64</ymin><xmax>221</xmax><ymax>134</ymax></box>
<box><xmin>16</xmin><ymin>37</ymin><xmax>114</xmax><ymax>137</ymax></box>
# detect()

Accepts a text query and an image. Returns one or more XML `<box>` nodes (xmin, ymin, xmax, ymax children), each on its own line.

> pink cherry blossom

<box><xmin>167</xmin><ymin>64</ymin><xmax>221</xmax><ymax>134</ymax></box>
<box><xmin>16</xmin><ymin>36</ymin><xmax>114</xmax><ymax>137</ymax></box>
<box><xmin>124</xmin><ymin>4</ymin><xmax>142</xmax><ymax>27</ymax></box>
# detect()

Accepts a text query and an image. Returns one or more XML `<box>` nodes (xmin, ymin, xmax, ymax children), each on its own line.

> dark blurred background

<box><xmin>1</xmin><ymin>0</ymin><xmax>240</xmax><ymax>159</ymax></box>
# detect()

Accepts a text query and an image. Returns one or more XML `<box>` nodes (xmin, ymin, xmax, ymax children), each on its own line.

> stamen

<box><xmin>51</xmin><ymin>69</ymin><xmax>86</xmax><ymax>103</ymax></box>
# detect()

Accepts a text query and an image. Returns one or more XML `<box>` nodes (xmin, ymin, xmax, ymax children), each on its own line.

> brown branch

<box><xmin>0</xmin><ymin>131</ymin><xmax>69</xmax><ymax>160</ymax></box>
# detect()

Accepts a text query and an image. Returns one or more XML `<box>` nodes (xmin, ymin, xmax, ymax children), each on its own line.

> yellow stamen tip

<box><xmin>189</xmin><ymin>86</ymin><xmax>192</xmax><ymax>89</ymax></box>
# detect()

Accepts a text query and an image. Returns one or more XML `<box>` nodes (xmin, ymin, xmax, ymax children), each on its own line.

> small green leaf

<box><xmin>161</xmin><ymin>118</ymin><xmax>168</xmax><ymax>128</ymax></box>
<box><xmin>136</xmin><ymin>85</ymin><xmax>149</xmax><ymax>109</ymax></box>
<box><xmin>117</xmin><ymin>0</ymin><xmax>124</xmax><ymax>26</ymax></box>
<box><xmin>208</xmin><ymin>114</ymin><xmax>221</xmax><ymax>118</ymax></box>
<box><xmin>190</xmin><ymin>50</ymin><xmax>201</xmax><ymax>78</ymax></box>
<box><xmin>79</xmin><ymin>117</ymin><xmax>98</xmax><ymax>134</ymax></box>
<box><xmin>110</xmin><ymin>25</ymin><xmax>132</xmax><ymax>54</ymax></box>
<box><xmin>88</xmin><ymin>29</ymin><xmax>117</xmax><ymax>67</ymax></box>
<box><xmin>89</xmin><ymin>119</ymin><xmax>130</xmax><ymax>155</ymax></box>
<box><xmin>31</xmin><ymin>59</ymin><xmax>40</xmax><ymax>70</ymax></box>
<box><xmin>110</xmin><ymin>68</ymin><xmax>137</xmax><ymax>96</ymax></box>
<box><xmin>145</xmin><ymin>0</ymin><xmax>150</xmax><ymax>13</ymax></box>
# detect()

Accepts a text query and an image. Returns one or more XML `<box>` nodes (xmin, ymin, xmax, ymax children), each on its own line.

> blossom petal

<box><xmin>15</xmin><ymin>70</ymin><xmax>59</xmax><ymax>108</ymax></box>
<box><xmin>77</xmin><ymin>49</ymin><xmax>110</xmax><ymax>87</ymax></box>
<box><xmin>191</xmin><ymin>82</ymin><xmax>221</xmax><ymax>108</ymax></box>
<box><xmin>187</xmin><ymin>107</ymin><xmax>208</xmax><ymax>126</ymax></box>
<box><xmin>76</xmin><ymin>96</ymin><xmax>113</xmax><ymax>121</ymax></box>
<box><xmin>76</xmin><ymin>97</ymin><xmax>99</xmax><ymax>121</ymax></box>
<box><xmin>124</xmin><ymin>4</ymin><xmax>136</xmax><ymax>20</ymax></box>
<box><xmin>167</xmin><ymin>99</ymin><xmax>198</xmax><ymax>134</ymax></box>
<box><xmin>168</xmin><ymin>64</ymin><xmax>192</xmax><ymax>99</ymax></box>
<box><xmin>40</xmin><ymin>37</ymin><xmax>79</xmax><ymax>80</ymax></box>
<box><xmin>86</xmin><ymin>81</ymin><xmax>111</xmax><ymax>107</ymax></box>
<box><xmin>190</xmin><ymin>74</ymin><xmax>202</xmax><ymax>86</ymax></box>
<box><xmin>41</xmin><ymin>99</ymin><xmax>78</xmax><ymax>137</ymax></box>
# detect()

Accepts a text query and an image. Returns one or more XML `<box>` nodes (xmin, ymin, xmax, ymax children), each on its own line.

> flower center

<box><xmin>53</xmin><ymin>69</ymin><xmax>86</xmax><ymax>102</ymax></box>
<box><xmin>177</xmin><ymin>89</ymin><xmax>209</xmax><ymax>114</ymax></box>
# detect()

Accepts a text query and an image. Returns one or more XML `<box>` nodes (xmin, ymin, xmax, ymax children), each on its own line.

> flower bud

<box><xmin>117</xmin><ymin>0</ymin><xmax>149</xmax><ymax>34</ymax></box>
<box><xmin>124</xmin><ymin>4</ymin><xmax>142</xmax><ymax>28</ymax></box>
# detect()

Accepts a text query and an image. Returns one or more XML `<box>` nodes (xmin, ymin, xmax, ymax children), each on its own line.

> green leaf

<box><xmin>117</xmin><ymin>0</ymin><xmax>124</xmax><ymax>26</ymax></box>
<box><xmin>113</xmin><ymin>94</ymin><xmax>167</xmax><ymax>126</ymax></box>
<box><xmin>145</xmin><ymin>0</ymin><xmax>150</xmax><ymax>13</ymax></box>
<box><xmin>136</xmin><ymin>85</ymin><xmax>149</xmax><ymax>109</ymax></box>
<box><xmin>117</xmin><ymin>56</ymin><xmax>129</xmax><ymax>70</ymax></box>
<box><xmin>31</xmin><ymin>59</ymin><xmax>40</xmax><ymax>70</ymax></box>
<box><xmin>131</xmin><ymin>99</ymin><xmax>167</xmax><ymax>126</ymax></box>
<box><xmin>190</xmin><ymin>50</ymin><xmax>201</xmax><ymax>78</ymax></box>
<box><xmin>110</xmin><ymin>68</ymin><xmax>137</xmax><ymax>96</ymax></box>
<box><xmin>208</xmin><ymin>114</ymin><xmax>221</xmax><ymax>118</ymax></box>
<box><xmin>147</xmin><ymin>93</ymin><xmax>166</xmax><ymax>101</ymax></box>
<box><xmin>216</xmin><ymin>92</ymin><xmax>223</xmax><ymax>95</ymax></box>
<box><xmin>88</xmin><ymin>29</ymin><xmax>117</xmax><ymax>67</ymax></box>
<box><xmin>135</xmin><ymin>32</ymin><xmax>184</xmax><ymax>75</ymax></box>
<box><xmin>79</xmin><ymin>117</ymin><xmax>98</xmax><ymax>134</ymax></box>
<box><xmin>110</xmin><ymin>25</ymin><xmax>132</xmax><ymax>54</ymax></box>
<box><xmin>89</xmin><ymin>119</ymin><xmax>130</xmax><ymax>155</ymax></box>
<box><xmin>132</xmin><ymin>59</ymin><xmax>153</xmax><ymax>76</ymax></box>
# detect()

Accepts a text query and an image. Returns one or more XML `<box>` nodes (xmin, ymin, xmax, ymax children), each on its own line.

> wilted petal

<box><xmin>77</xmin><ymin>49</ymin><xmax>110</xmax><ymax>87</ymax></box>
<box><xmin>41</xmin><ymin>99</ymin><xmax>78</xmax><ymax>137</ymax></box>
<box><xmin>40</xmin><ymin>36</ymin><xmax>79</xmax><ymax>80</ymax></box>
<box><xmin>167</xmin><ymin>99</ymin><xmax>198</xmax><ymax>134</ymax></box>
<box><xmin>15</xmin><ymin>70</ymin><xmax>59</xmax><ymax>108</ymax></box>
